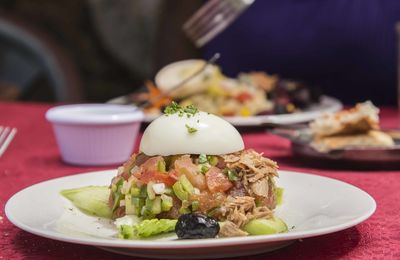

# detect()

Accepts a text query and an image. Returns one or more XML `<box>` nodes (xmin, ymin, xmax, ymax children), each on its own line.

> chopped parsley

<box><xmin>185</xmin><ymin>124</ymin><xmax>198</xmax><ymax>134</ymax></box>
<box><xmin>164</xmin><ymin>102</ymin><xmax>199</xmax><ymax>118</ymax></box>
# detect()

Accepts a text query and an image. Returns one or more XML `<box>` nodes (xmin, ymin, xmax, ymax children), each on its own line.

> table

<box><xmin>1</xmin><ymin>102</ymin><xmax>399</xmax><ymax>259</ymax></box>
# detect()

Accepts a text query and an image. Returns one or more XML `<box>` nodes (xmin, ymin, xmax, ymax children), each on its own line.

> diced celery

<box><xmin>111</xmin><ymin>193</ymin><xmax>121</xmax><ymax>211</ymax></box>
<box><xmin>191</xmin><ymin>200</ymin><xmax>200</xmax><ymax>211</ymax></box>
<box><xmin>132</xmin><ymin>197</ymin><xmax>144</xmax><ymax>216</ymax></box>
<box><xmin>125</xmin><ymin>195</ymin><xmax>135</xmax><ymax>215</ymax></box>
<box><xmin>200</xmin><ymin>165</ymin><xmax>209</xmax><ymax>174</ymax></box>
<box><xmin>147</xmin><ymin>182</ymin><xmax>156</xmax><ymax>200</ymax></box>
<box><xmin>157</xmin><ymin>160</ymin><xmax>166</xmax><ymax>172</ymax></box>
<box><xmin>139</xmin><ymin>186</ymin><xmax>147</xmax><ymax>198</ymax></box>
<box><xmin>161</xmin><ymin>194</ymin><xmax>173</xmax><ymax>212</ymax></box>
<box><xmin>151</xmin><ymin>196</ymin><xmax>162</xmax><ymax>215</ymax></box>
<box><xmin>172</xmin><ymin>182</ymin><xmax>189</xmax><ymax>201</ymax></box>
<box><xmin>226</xmin><ymin>169</ymin><xmax>238</xmax><ymax>181</ymax></box>
<box><xmin>179</xmin><ymin>175</ymin><xmax>194</xmax><ymax>194</ymax></box>
<box><xmin>131</xmin><ymin>187</ymin><xmax>141</xmax><ymax>197</ymax></box>
<box><xmin>145</xmin><ymin>197</ymin><xmax>153</xmax><ymax>210</ymax></box>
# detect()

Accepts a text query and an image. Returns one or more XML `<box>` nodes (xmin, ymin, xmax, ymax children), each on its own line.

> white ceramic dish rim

<box><xmin>46</xmin><ymin>104</ymin><xmax>144</xmax><ymax>125</ymax></box>
<box><xmin>5</xmin><ymin>170</ymin><xmax>376</xmax><ymax>250</ymax></box>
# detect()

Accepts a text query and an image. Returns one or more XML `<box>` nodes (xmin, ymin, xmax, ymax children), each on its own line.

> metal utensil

<box><xmin>183</xmin><ymin>0</ymin><xmax>255</xmax><ymax>47</ymax></box>
<box><xmin>0</xmin><ymin>126</ymin><xmax>17</xmax><ymax>158</ymax></box>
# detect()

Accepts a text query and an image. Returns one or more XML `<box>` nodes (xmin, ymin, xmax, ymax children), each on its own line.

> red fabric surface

<box><xmin>1</xmin><ymin>102</ymin><xmax>400</xmax><ymax>259</ymax></box>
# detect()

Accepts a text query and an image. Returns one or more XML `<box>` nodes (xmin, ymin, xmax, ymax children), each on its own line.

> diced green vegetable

<box><xmin>61</xmin><ymin>186</ymin><xmax>112</xmax><ymax>219</ymax></box>
<box><xmin>132</xmin><ymin>197</ymin><xmax>145</xmax><ymax>216</ymax></box>
<box><xmin>134</xmin><ymin>219</ymin><xmax>178</xmax><ymax>238</ymax></box>
<box><xmin>125</xmin><ymin>195</ymin><xmax>135</xmax><ymax>215</ymax></box>
<box><xmin>224</xmin><ymin>168</ymin><xmax>239</xmax><ymax>181</ymax></box>
<box><xmin>207</xmin><ymin>155</ymin><xmax>219</xmax><ymax>166</ymax></box>
<box><xmin>191</xmin><ymin>200</ymin><xmax>200</xmax><ymax>211</ymax></box>
<box><xmin>139</xmin><ymin>186</ymin><xmax>147</xmax><ymax>198</ymax></box>
<box><xmin>200</xmin><ymin>165</ymin><xmax>209</xmax><ymax>174</ymax></box>
<box><xmin>147</xmin><ymin>182</ymin><xmax>156</xmax><ymax>200</ymax></box>
<box><xmin>198</xmin><ymin>154</ymin><xmax>208</xmax><ymax>164</ymax></box>
<box><xmin>172</xmin><ymin>182</ymin><xmax>189</xmax><ymax>201</ymax></box>
<box><xmin>161</xmin><ymin>194</ymin><xmax>173</xmax><ymax>212</ymax></box>
<box><xmin>131</xmin><ymin>187</ymin><xmax>141</xmax><ymax>197</ymax></box>
<box><xmin>151</xmin><ymin>196</ymin><xmax>162</xmax><ymax>215</ymax></box>
<box><xmin>111</xmin><ymin>193</ymin><xmax>121</xmax><ymax>211</ymax></box>
<box><xmin>157</xmin><ymin>160</ymin><xmax>166</xmax><ymax>172</ymax></box>
<box><xmin>118</xmin><ymin>224</ymin><xmax>135</xmax><ymax>239</ymax></box>
<box><xmin>179</xmin><ymin>175</ymin><xmax>194</xmax><ymax>194</ymax></box>
<box><xmin>145</xmin><ymin>197</ymin><xmax>153</xmax><ymax>210</ymax></box>
<box><xmin>275</xmin><ymin>187</ymin><xmax>284</xmax><ymax>205</ymax></box>
<box><xmin>242</xmin><ymin>217</ymin><xmax>288</xmax><ymax>235</ymax></box>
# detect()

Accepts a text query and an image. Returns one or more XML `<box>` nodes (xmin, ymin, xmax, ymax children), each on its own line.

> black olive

<box><xmin>175</xmin><ymin>213</ymin><xmax>220</xmax><ymax>239</ymax></box>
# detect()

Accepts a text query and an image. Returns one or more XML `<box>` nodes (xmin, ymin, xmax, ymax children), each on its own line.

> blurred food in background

<box><xmin>130</xmin><ymin>59</ymin><xmax>321</xmax><ymax>117</ymax></box>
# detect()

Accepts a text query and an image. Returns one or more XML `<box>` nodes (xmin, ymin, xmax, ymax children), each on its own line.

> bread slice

<box><xmin>311</xmin><ymin>130</ymin><xmax>395</xmax><ymax>152</ymax></box>
<box><xmin>310</xmin><ymin>101</ymin><xmax>379</xmax><ymax>137</ymax></box>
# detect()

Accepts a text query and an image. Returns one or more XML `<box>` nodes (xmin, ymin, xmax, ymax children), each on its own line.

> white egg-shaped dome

<box><xmin>140</xmin><ymin>111</ymin><xmax>244</xmax><ymax>156</ymax></box>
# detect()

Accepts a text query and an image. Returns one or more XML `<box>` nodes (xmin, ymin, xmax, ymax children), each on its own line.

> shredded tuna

<box><xmin>218</xmin><ymin>221</ymin><xmax>248</xmax><ymax>237</ymax></box>
<box><xmin>222</xmin><ymin>149</ymin><xmax>278</xmax><ymax>202</ymax></box>
<box><xmin>250</xmin><ymin>178</ymin><xmax>269</xmax><ymax>197</ymax></box>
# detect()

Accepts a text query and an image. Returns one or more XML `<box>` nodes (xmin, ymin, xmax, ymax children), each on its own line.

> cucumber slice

<box><xmin>61</xmin><ymin>186</ymin><xmax>112</xmax><ymax>219</ymax></box>
<box><xmin>243</xmin><ymin>217</ymin><xmax>288</xmax><ymax>235</ymax></box>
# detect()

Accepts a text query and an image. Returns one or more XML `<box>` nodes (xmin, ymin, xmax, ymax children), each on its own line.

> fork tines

<box><xmin>183</xmin><ymin>0</ymin><xmax>254</xmax><ymax>47</ymax></box>
<box><xmin>0</xmin><ymin>126</ymin><xmax>17</xmax><ymax>158</ymax></box>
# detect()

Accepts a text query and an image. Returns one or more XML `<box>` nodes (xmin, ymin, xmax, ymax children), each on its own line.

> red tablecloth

<box><xmin>1</xmin><ymin>102</ymin><xmax>400</xmax><ymax>259</ymax></box>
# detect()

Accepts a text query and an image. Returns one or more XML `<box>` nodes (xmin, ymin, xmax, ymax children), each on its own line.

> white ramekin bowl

<box><xmin>46</xmin><ymin>104</ymin><xmax>144</xmax><ymax>166</ymax></box>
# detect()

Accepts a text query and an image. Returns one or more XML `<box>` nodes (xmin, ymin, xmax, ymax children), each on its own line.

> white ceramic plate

<box><xmin>108</xmin><ymin>95</ymin><xmax>342</xmax><ymax>126</ymax></box>
<box><xmin>5</xmin><ymin>170</ymin><xmax>375</xmax><ymax>259</ymax></box>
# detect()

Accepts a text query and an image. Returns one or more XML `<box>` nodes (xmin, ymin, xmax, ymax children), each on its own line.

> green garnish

<box><xmin>185</xmin><ymin>124</ymin><xmax>198</xmax><ymax>134</ymax></box>
<box><xmin>198</xmin><ymin>154</ymin><xmax>208</xmax><ymax>164</ymax></box>
<box><xmin>224</xmin><ymin>168</ymin><xmax>239</xmax><ymax>181</ymax></box>
<box><xmin>200</xmin><ymin>165</ymin><xmax>209</xmax><ymax>174</ymax></box>
<box><xmin>164</xmin><ymin>102</ymin><xmax>199</xmax><ymax>117</ymax></box>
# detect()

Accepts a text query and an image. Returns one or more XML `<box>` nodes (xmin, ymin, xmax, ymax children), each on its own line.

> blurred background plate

<box><xmin>108</xmin><ymin>95</ymin><xmax>342</xmax><ymax>126</ymax></box>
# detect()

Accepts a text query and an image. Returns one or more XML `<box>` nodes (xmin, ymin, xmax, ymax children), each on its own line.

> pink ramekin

<box><xmin>46</xmin><ymin>104</ymin><xmax>143</xmax><ymax>166</ymax></box>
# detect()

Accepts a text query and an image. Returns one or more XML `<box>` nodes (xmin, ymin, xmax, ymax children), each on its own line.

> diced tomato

<box><xmin>190</xmin><ymin>191</ymin><xmax>226</xmax><ymax>213</ymax></box>
<box><xmin>205</xmin><ymin>167</ymin><xmax>233</xmax><ymax>192</ymax></box>
<box><xmin>139</xmin><ymin>170</ymin><xmax>177</xmax><ymax>187</ymax></box>
<box><xmin>174</xmin><ymin>155</ymin><xmax>207</xmax><ymax>190</ymax></box>
<box><xmin>140</xmin><ymin>156</ymin><xmax>163</xmax><ymax>172</ymax></box>
<box><xmin>236</xmin><ymin>92</ymin><xmax>252</xmax><ymax>103</ymax></box>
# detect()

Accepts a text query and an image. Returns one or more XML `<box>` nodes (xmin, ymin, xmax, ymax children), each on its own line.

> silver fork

<box><xmin>0</xmin><ymin>126</ymin><xmax>17</xmax><ymax>158</ymax></box>
<box><xmin>183</xmin><ymin>0</ymin><xmax>255</xmax><ymax>47</ymax></box>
